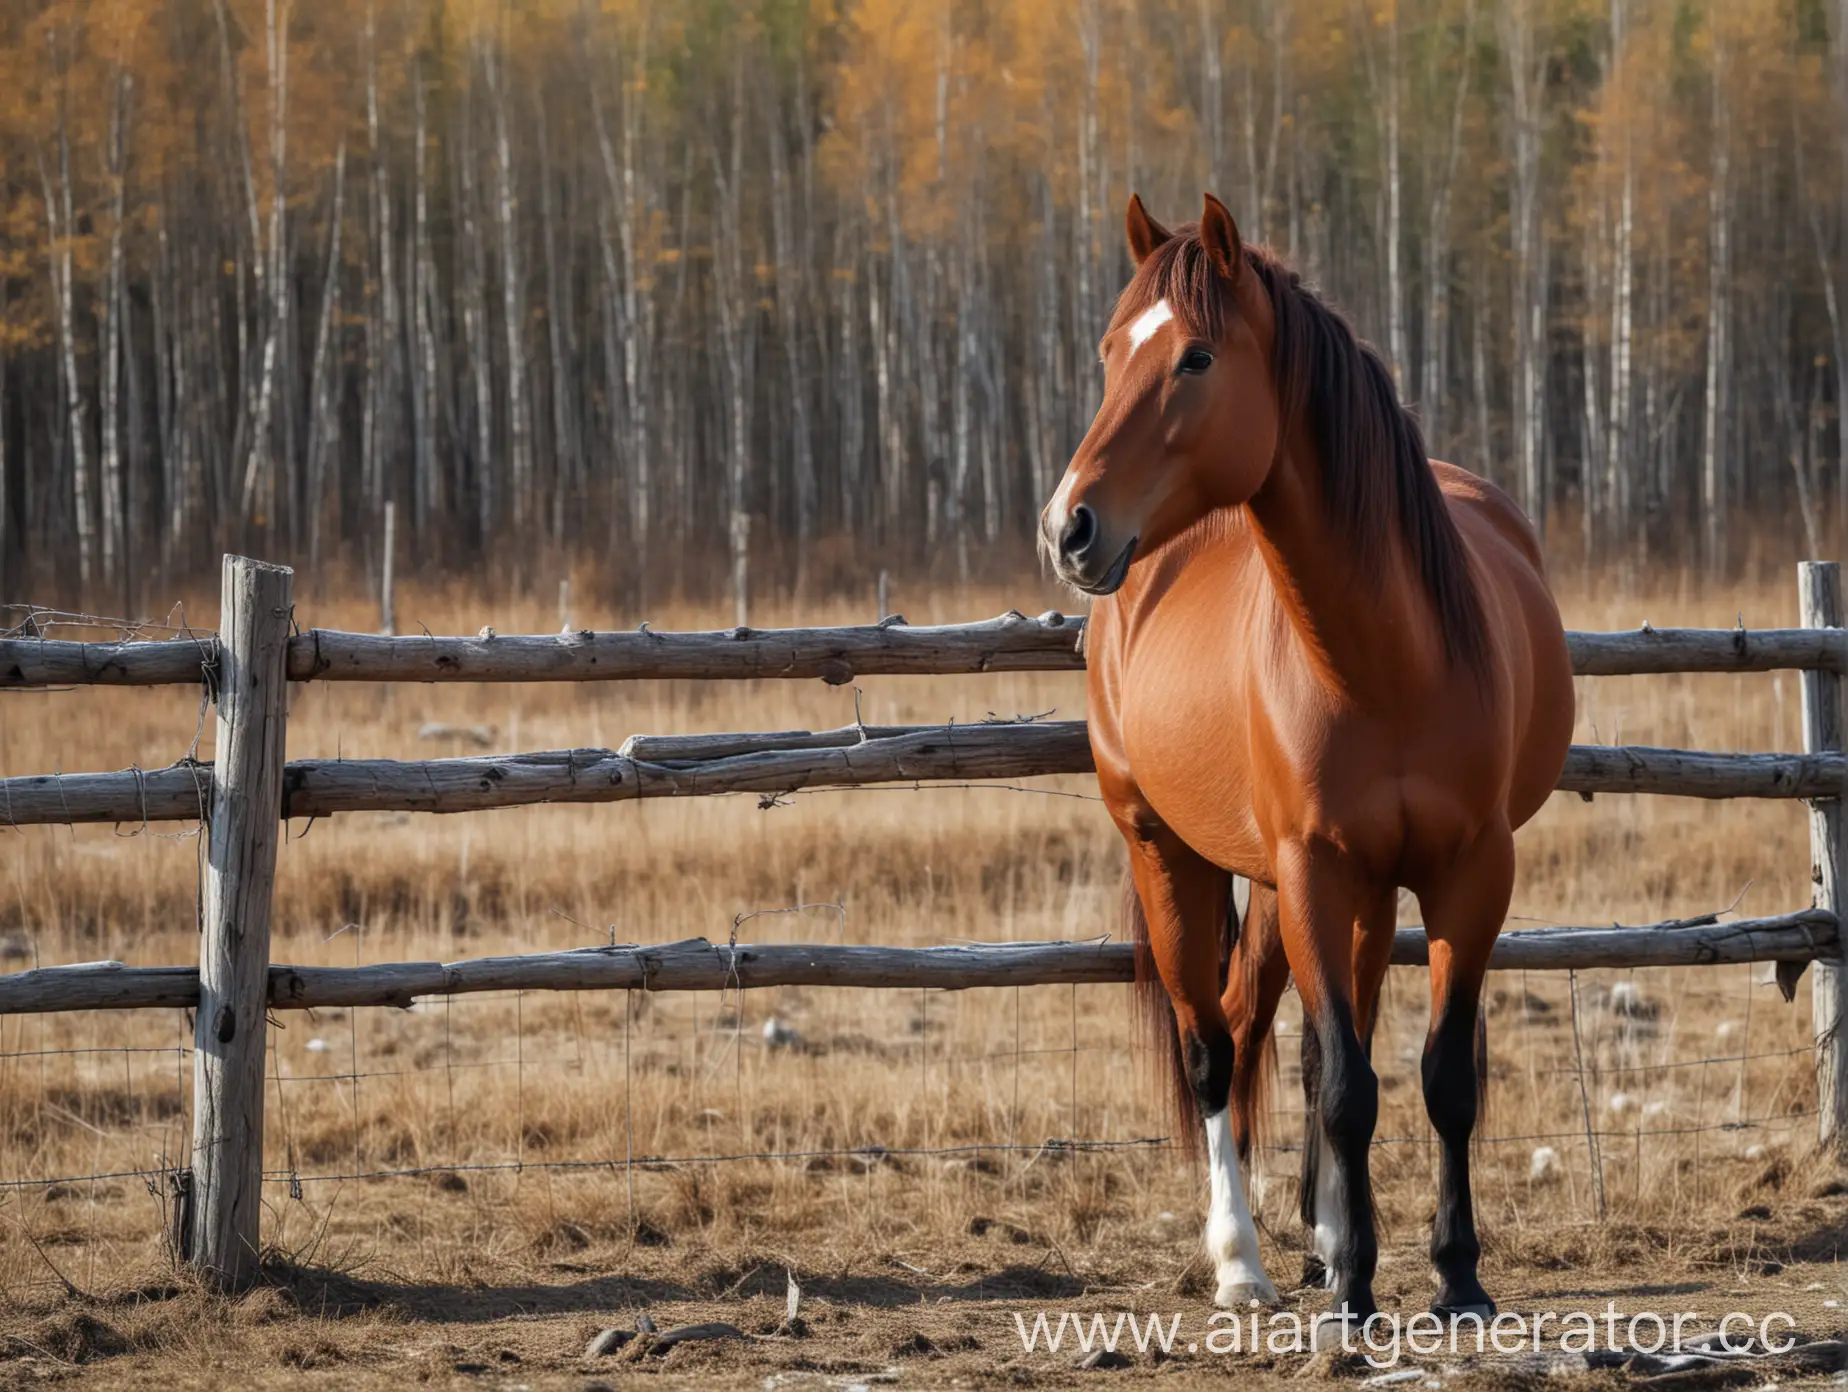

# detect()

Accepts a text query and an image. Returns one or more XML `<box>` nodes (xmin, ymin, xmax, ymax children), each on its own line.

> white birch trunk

<box><xmin>1604</xmin><ymin>0</ymin><xmax>1634</xmax><ymax>546</ymax></box>
<box><xmin>1501</xmin><ymin>0</ymin><xmax>1549</xmax><ymax>530</ymax></box>
<box><xmin>306</xmin><ymin>143</ymin><xmax>347</xmax><ymax>565</ymax></box>
<box><xmin>238</xmin><ymin>0</ymin><xmax>290</xmax><ymax>530</ymax></box>
<box><xmin>1419</xmin><ymin>0</ymin><xmax>1476</xmax><ymax>452</ymax></box>
<box><xmin>1803</xmin><ymin>131</ymin><xmax>1848</xmax><ymax>561</ymax></box>
<box><xmin>711</xmin><ymin>57</ymin><xmax>753</xmax><ymax>627</ymax></box>
<box><xmin>483</xmin><ymin>36</ymin><xmax>532</xmax><ymax>536</ymax></box>
<box><xmin>99</xmin><ymin>69</ymin><xmax>131</xmax><ymax>588</ymax></box>
<box><xmin>456</xmin><ymin>78</ymin><xmax>495</xmax><ymax>540</ymax></box>
<box><xmin>534</xmin><ymin>89</ymin><xmax>577</xmax><ymax>544</ymax></box>
<box><xmin>1199</xmin><ymin>0</ymin><xmax>1224</xmax><ymax>192</ymax></box>
<box><xmin>622</xmin><ymin>35</ymin><xmax>652</xmax><ymax>557</ymax></box>
<box><xmin>411</xmin><ymin>57</ymin><xmax>440</xmax><ymax>532</ymax></box>
<box><xmin>588</xmin><ymin>20</ymin><xmax>652</xmax><ymax>568</ymax></box>
<box><xmin>40</xmin><ymin>30</ymin><xmax>95</xmax><ymax>588</ymax></box>
<box><xmin>1383</xmin><ymin>2</ymin><xmax>1405</xmax><ymax>388</ymax></box>
<box><xmin>360</xmin><ymin>0</ymin><xmax>400</xmax><ymax>523</ymax></box>
<box><xmin>768</xmin><ymin>92</ymin><xmax>815</xmax><ymax>561</ymax></box>
<box><xmin>1702</xmin><ymin>42</ymin><xmax>1731</xmax><ymax>569</ymax></box>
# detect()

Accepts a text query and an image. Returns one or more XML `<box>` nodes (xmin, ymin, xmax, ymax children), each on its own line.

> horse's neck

<box><xmin>1245</xmin><ymin>444</ymin><xmax>1444</xmax><ymax>700</ymax></box>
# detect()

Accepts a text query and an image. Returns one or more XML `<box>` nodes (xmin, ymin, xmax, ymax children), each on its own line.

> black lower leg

<box><xmin>1298</xmin><ymin>1028</ymin><xmax>1326</xmax><ymax>1289</ymax></box>
<box><xmin>1421</xmin><ymin>1001</ymin><xmax>1492</xmax><ymax>1314</ymax></box>
<box><xmin>1184</xmin><ymin>1025</ymin><xmax>1235</xmax><ymax>1123</ymax></box>
<box><xmin>1318</xmin><ymin>1004</ymin><xmax>1379</xmax><ymax>1321</ymax></box>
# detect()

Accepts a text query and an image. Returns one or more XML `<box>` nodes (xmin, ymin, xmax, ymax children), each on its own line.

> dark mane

<box><xmin>1110</xmin><ymin>232</ymin><xmax>1489</xmax><ymax>677</ymax></box>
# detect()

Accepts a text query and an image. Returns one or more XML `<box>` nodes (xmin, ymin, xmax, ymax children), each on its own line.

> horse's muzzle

<box><xmin>1043</xmin><ymin>497</ymin><xmax>1137</xmax><ymax>594</ymax></box>
<box><xmin>1066</xmin><ymin>536</ymin><xmax>1138</xmax><ymax>596</ymax></box>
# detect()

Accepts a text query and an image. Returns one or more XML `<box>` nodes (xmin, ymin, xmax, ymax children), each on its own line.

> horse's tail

<box><xmin>1475</xmin><ymin>1002</ymin><xmax>1490</xmax><ymax>1126</ymax></box>
<box><xmin>1228</xmin><ymin>880</ymin><xmax>1280</xmax><ymax>1164</ymax></box>
<box><xmin>1125</xmin><ymin>873</ymin><xmax>1201</xmax><ymax>1150</ymax></box>
<box><xmin>1127</xmin><ymin>870</ymin><xmax>1279</xmax><ymax>1159</ymax></box>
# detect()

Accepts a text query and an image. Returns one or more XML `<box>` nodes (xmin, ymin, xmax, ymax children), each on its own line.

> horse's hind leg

<box><xmin>1127</xmin><ymin>828</ymin><xmax>1278</xmax><ymax>1308</ymax></box>
<box><xmin>1416</xmin><ymin>822</ymin><xmax>1514</xmax><ymax>1320</ymax></box>
<box><xmin>1297</xmin><ymin>1026</ymin><xmax>1328</xmax><ymax>1290</ymax></box>
<box><xmin>1223</xmin><ymin>881</ymin><xmax>1290</xmax><ymax>1162</ymax></box>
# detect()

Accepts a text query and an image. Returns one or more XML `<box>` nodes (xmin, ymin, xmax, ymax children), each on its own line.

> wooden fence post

<box><xmin>1800</xmin><ymin>561</ymin><xmax>1846</xmax><ymax>1158</ymax></box>
<box><xmin>189</xmin><ymin>556</ymin><xmax>292</xmax><ymax>1286</ymax></box>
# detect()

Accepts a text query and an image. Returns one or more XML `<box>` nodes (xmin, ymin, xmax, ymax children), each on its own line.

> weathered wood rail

<box><xmin>0</xmin><ymin>612</ymin><xmax>1088</xmax><ymax>687</ymax></box>
<box><xmin>1</xmin><ymin>910</ymin><xmax>1835</xmax><ymax>1016</ymax></box>
<box><xmin>1</xmin><ymin>556</ymin><xmax>1844</xmax><ymax>1284</ymax></box>
<box><xmin>0</xmin><ymin>723</ymin><xmax>1839</xmax><ymax>828</ymax></box>
<box><xmin>5</xmin><ymin>613</ymin><xmax>1847</xmax><ymax>689</ymax></box>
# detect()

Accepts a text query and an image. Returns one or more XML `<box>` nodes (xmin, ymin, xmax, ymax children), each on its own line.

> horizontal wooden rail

<box><xmin>0</xmin><ymin>633</ymin><xmax>217</xmax><ymax>687</ymax></box>
<box><xmin>1</xmin><ymin>910</ymin><xmax>1834</xmax><ymax>1014</ymax></box>
<box><xmin>1</xmin><ymin>722</ymin><xmax>1842</xmax><ymax>828</ymax></box>
<box><xmin>1562</xmin><ymin>626</ymin><xmax>1848</xmax><ymax>676</ymax></box>
<box><xmin>1556</xmin><ymin>744</ymin><xmax>1845</xmax><ymax>798</ymax></box>
<box><xmin>627</xmin><ymin>726</ymin><xmax>1848</xmax><ymax>800</ymax></box>
<box><xmin>6</xmin><ymin>616</ymin><xmax>1847</xmax><ymax>689</ymax></box>
<box><xmin>0</xmin><ymin>722</ymin><xmax>1085</xmax><ymax>825</ymax></box>
<box><xmin>1</xmin><ymin>612</ymin><xmax>1087</xmax><ymax>687</ymax></box>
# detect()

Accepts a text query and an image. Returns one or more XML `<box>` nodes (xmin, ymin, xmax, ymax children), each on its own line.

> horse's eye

<box><xmin>1178</xmin><ymin>348</ymin><xmax>1214</xmax><ymax>375</ymax></box>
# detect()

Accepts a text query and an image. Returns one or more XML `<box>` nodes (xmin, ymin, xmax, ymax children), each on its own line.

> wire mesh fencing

<box><xmin>0</xmin><ymin>914</ymin><xmax>1827</xmax><ymax>1302</ymax></box>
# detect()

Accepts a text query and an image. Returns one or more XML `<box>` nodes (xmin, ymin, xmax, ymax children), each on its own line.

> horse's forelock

<box><xmin>1109</xmin><ymin>229</ymin><xmax>1229</xmax><ymax>346</ymax></box>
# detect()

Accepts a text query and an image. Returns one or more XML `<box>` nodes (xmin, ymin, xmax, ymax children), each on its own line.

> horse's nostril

<box><xmin>1062</xmin><ymin>505</ymin><xmax>1098</xmax><ymax>560</ymax></box>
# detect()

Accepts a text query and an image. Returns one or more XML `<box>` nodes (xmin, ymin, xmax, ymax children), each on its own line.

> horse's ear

<box><xmin>1200</xmin><ymin>193</ymin><xmax>1243</xmax><ymax>286</ymax></box>
<box><xmin>1125</xmin><ymin>194</ymin><xmax>1173</xmax><ymax>267</ymax></box>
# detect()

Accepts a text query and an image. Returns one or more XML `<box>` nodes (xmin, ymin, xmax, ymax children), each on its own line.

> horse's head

<box><xmin>1040</xmin><ymin>194</ymin><xmax>1278</xmax><ymax>595</ymax></box>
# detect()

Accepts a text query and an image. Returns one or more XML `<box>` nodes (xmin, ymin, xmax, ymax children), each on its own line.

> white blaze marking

<box><xmin>1204</xmin><ymin>1110</ymin><xmax>1277</xmax><ymax>1307</ymax></box>
<box><xmin>1311</xmin><ymin>1121</ymin><xmax>1344</xmax><ymax>1288</ymax></box>
<box><xmin>1041</xmin><ymin>471</ymin><xmax>1080</xmax><ymax>563</ymax></box>
<box><xmin>1127</xmin><ymin>299</ymin><xmax>1174</xmax><ymax>358</ymax></box>
<box><xmin>1047</xmin><ymin>470</ymin><xmax>1077</xmax><ymax>528</ymax></box>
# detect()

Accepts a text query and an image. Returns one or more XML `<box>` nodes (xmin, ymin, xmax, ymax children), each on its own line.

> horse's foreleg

<box><xmin>1275</xmin><ymin>842</ymin><xmax>1391</xmax><ymax>1329</ymax></box>
<box><xmin>1300</xmin><ymin>898</ymin><xmax>1394</xmax><ymax>1292</ymax></box>
<box><xmin>1416</xmin><ymin>822</ymin><xmax>1514</xmax><ymax>1320</ymax></box>
<box><xmin>1127</xmin><ymin>829</ymin><xmax>1278</xmax><ymax>1309</ymax></box>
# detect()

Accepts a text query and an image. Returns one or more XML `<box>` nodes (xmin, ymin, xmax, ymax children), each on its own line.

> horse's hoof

<box><xmin>1214</xmin><ymin>1277</ymin><xmax>1281</xmax><ymax>1309</ymax></box>
<box><xmin>1310</xmin><ymin>1308</ymin><xmax>1374</xmax><ymax>1351</ymax></box>
<box><xmin>1431</xmin><ymin>1299</ymin><xmax>1496</xmax><ymax>1322</ymax></box>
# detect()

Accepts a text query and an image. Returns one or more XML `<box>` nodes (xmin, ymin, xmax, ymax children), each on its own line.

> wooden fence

<box><xmin>0</xmin><ymin>555</ymin><xmax>1843</xmax><ymax>1289</ymax></box>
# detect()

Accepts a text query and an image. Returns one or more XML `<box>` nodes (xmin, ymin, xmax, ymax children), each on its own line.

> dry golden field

<box><xmin>1</xmin><ymin>562</ymin><xmax>1846</xmax><ymax>1389</ymax></box>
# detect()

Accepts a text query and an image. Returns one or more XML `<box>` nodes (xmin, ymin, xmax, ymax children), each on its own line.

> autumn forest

<box><xmin>0</xmin><ymin>0</ymin><xmax>1841</xmax><ymax>612</ymax></box>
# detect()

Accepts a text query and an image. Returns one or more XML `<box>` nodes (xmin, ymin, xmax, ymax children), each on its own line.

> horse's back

<box><xmin>1431</xmin><ymin>462</ymin><xmax>1545</xmax><ymax>571</ymax></box>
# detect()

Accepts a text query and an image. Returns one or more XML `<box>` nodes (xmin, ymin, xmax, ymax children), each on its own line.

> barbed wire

<box><xmin>0</xmin><ymin>601</ymin><xmax>207</xmax><ymax>643</ymax></box>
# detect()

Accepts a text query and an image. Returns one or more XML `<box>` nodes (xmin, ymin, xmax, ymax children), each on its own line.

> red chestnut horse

<box><xmin>1042</xmin><ymin>195</ymin><xmax>1573</xmax><ymax>1325</ymax></box>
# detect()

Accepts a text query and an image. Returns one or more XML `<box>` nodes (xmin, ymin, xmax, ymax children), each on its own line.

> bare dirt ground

<box><xmin>6</xmin><ymin>1211</ymin><xmax>1848</xmax><ymax>1389</ymax></box>
<box><xmin>3</xmin><ymin>567</ymin><xmax>1846</xmax><ymax>1388</ymax></box>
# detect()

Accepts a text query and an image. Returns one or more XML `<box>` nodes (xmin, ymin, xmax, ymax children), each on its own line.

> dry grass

<box><xmin>1</xmin><ymin>564</ymin><xmax>1845</xmax><ymax>1387</ymax></box>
